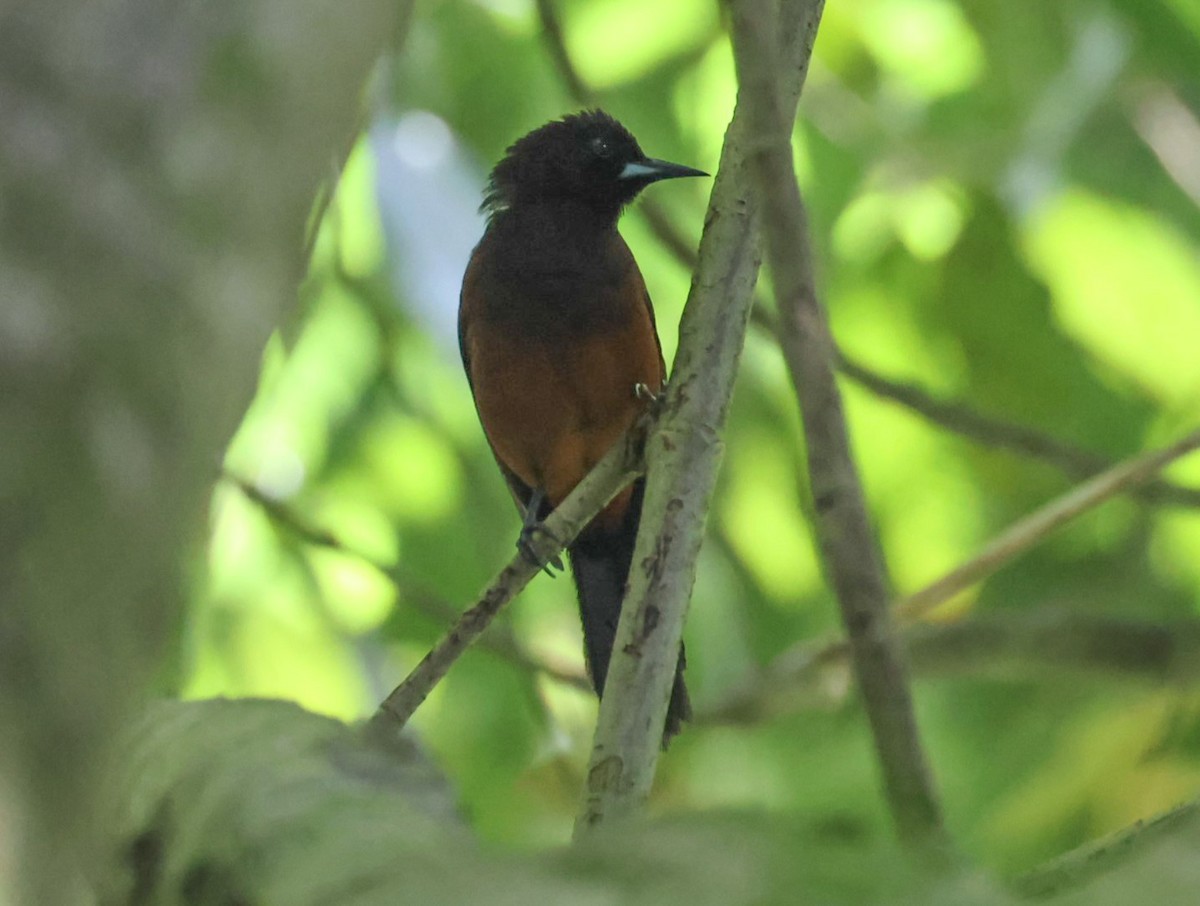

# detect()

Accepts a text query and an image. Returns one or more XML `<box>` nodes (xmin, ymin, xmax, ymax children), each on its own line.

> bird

<box><xmin>458</xmin><ymin>110</ymin><xmax>707</xmax><ymax>745</ymax></box>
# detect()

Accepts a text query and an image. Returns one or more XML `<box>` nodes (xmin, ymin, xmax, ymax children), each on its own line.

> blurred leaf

<box><xmin>1022</xmin><ymin>189</ymin><xmax>1200</xmax><ymax>413</ymax></box>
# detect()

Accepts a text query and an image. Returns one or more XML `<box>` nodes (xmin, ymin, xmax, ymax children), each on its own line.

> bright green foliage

<box><xmin>189</xmin><ymin>0</ymin><xmax>1200</xmax><ymax>882</ymax></box>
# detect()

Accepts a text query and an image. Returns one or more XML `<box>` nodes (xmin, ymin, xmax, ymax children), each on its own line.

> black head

<box><xmin>482</xmin><ymin>110</ymin><xmax>707</xmax><ymax>221</ymax></box>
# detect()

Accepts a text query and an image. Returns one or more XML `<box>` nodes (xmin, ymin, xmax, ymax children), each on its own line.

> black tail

<box><xmin>568</xmin><ymin>479</ymin><xmax>691</xmax><ymax>747</ymax></box>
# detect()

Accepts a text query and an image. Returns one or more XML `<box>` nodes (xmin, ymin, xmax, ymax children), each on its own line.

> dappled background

<box><xmin>193</xmin><ymin>0</ymin><xmax>1199</xmax><ymax>873</ymax></box>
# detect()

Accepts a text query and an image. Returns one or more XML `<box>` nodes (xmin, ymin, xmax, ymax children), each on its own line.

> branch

<box><xmin>836</xmin><ymin>352</ymin><xmax>1200</xmax><ymax>511</ymax></box>
<box><xmin>574</xmin><ymin>0</ymin><xmax>824</xmax><ymax>836</ymax></box>
<box><xmin>370</xmin><ymin>418</ymin><xmax>648</xmax><ymax>734</ymax></box>
<box><xmin>533</xmin><ymin>0</ymin><xmax>594</xmax><ymax>105</ymax></box>
<box><xmin>1013</xmin><ymin>799</ymin><xmax>1200</xmax><ymax>899</ymax></box>
<box><xmin>704</xmin><ymin>612</ymin><xmax>1200</xmax><ymax>723</ymax></box>
<box><xmin>896</xmin><ymin>427</ymin><xmax>1200</xmax><ymax>621</ymax></box>
<box><xmin>223</xmin><ymin>472</ymin><xmax>590</xmax><ymax>692</ymax></box>
<box><xmin>907</xmin><ymin>612</ymin><xmax>1200</xmax><ymax>685</ymax></box>
<box><xmin>732</xmin><ymin>0</ymin><xmax>947</xmax><ymax>853</ymax></box>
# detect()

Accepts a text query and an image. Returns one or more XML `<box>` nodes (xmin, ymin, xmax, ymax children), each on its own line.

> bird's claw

<box><xmin>517</xmin><ymin>523</ymin><xmax>565</xmax><ymax>576</ymax></box>
<box><xmin>518</xmin><ymin>487</ymin><xmax>564</xmax><ymax>575</ymax></box>
<box><xmin>634</xmin><ymin>380</ymin><xmax>669</xmax><ymax>414</ymax></box>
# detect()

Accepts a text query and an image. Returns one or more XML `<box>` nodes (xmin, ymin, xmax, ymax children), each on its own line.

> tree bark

<box><xmin>0</xmin><ymin>2</ymin><xmax>396</xmax><ymax>901</ymax></box>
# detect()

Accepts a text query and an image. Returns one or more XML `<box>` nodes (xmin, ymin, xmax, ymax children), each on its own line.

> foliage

<box><xmin>102</xmin><ymin>699</ymin><xmax>967</xmax><ymax>905</ymax></box>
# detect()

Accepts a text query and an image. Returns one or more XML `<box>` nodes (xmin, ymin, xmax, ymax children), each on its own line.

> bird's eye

<box><xmin>589</xmin><ymin>136</ymin><xmax>613</xmax><ymax>159</ymax></box>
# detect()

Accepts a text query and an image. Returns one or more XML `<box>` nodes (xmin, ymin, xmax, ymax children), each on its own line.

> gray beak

<box><xmin>618</xmin><ymin>157</ymin><xmax>708</xmax><ymax>183</ymax></box>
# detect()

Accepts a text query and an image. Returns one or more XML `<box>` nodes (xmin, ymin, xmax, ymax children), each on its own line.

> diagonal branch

<box><xmin>836</xmin><ymin>352</ymin><xmax>1200</xmax><ymax>511</ymax></box>
<box><xmin>732</xmin><ymin>0</ymin><xmax>947</xmax><ymax>852</ymax></box>
<box><xmin>533</xmin><ymin>0</ymin><xmax>593</xmax><ymax>105</ymax></box>
<box><xmin>1013</xmin><ymin>798</ymin><xmax>1200</xmax><ymax>899</ymax></box>
<box><xmin>369</xmin><ymin>417</ymin><xmax>649</xmax><ymax>734</ymax></box>
<box><xmin>704</xmin><ymin>611</ymin><xmax>1200</xmax><ymax>724</ymax></box>
<box><xmin>896</xmin><ymin>427</ymin><xmax>1200</xmax><ymax>621</ymax></box>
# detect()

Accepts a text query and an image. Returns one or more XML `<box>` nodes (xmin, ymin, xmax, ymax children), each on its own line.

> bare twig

<box><xmin>370</xmin><ymin>418</ymin><xmax>648</xmax><ymax>733</ymax></box>
<box><xmin>907</xmin><ymin>611</ymin><xmax>1200</xmax><ymax>685</ymax></box>
<box><xmin>638</xmin><ymin>201</ymin><xmax>710</xmax><ymax>272</ymax></box>
<box><xmin>533</xmin><ymin>0</ymin><xmax>593</xmax><ymax>104</ymax></box>
<box><xmin>896</xmin><ymin>427</ymin><xmax>1200</xmax><ymax>621</ymax></box>
<box><xmin>704</xmin><ymin>612</ymin><xmax>1200</xmax><ymax>724</ymax></box>
<box><xmin>573</xmin><ymin>0</ymin><xmax>824</xmax><ymax>836</ymax></box>
<box><xmin>732</xmin><ymin>0</ymin><xmax>947</xmax><ymax>852</ymax></box>
<box><xmin>1013</xmin><ymin>799</ymin><xmax>1200</xmax><ymax>899</ymax></box>
<box><xmin>837</xmin><ymin>352</ymin><xmax>1200</xmax><ymax>511</ymax></box>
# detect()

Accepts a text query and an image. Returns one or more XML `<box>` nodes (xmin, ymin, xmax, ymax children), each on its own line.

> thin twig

<box><xmin>222</xmin><ymin>471</ymin><xmax>590</xmax><ymax>692</ymax></box>
<box><xmin>837</xmin><ymin>352</ymin><xmax>1200</xmax><ymax>511</ymax></box>
<box><xmin>638</xmin><ymin>201</ymin><xmax>708</xmax><ymax>272</ymax></box>
<box><xmin>533</xmin><ymin>0</ymin><xmax>593</xmax><ymax>104</ymax></box>
<box><xmin>1013</xmin><ymin>799</ymin><xmax>1200</xmax><ymax>899</ymax></box>
<box><xmin>733</xmin><ymin>0</ymin><xmax>947</xmax><ymax>852</ymax></box>
<box><xmin>369</xmin><ymin>418</ymin><xmax>649</xmax><ymax>733</ymax></box>
<box><xmin>907</xmin><ymin>612</ymin><xmax>1200</xmax><ymax>685</ymax></box>
<box><xmin>703</xmin><ymin>611</ymin><xmax>1200</xmax><ymax>724</ymax></box>
<box><xmin>896</xmin><ymin>427</ymin><xmax>1200</xmax><ymax>621</ymax></box>
<box><xmin>573</xmin><ymin>0</ymin><xmax>824</xmax><ymax>837</ymax></box>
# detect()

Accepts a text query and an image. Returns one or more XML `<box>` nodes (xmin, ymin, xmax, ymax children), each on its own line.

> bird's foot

<box><xmin>517</xmin><ymin>523</ymin><xmax>565</xmax><ymax>576</ymax></box>
<box><xmin>633</xmin><ymin>381</ymin><xmax>659</xmax><ymax>402</ymax></box>
<box><xmin>634</xmin><ymin>380</ymin><xmax>669</xmax><ymax>417</ymax></box>
<box><xmin>518</xmin><ymin>487</ymin><xmax>564</xmax><ymax>575</ymax></box>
